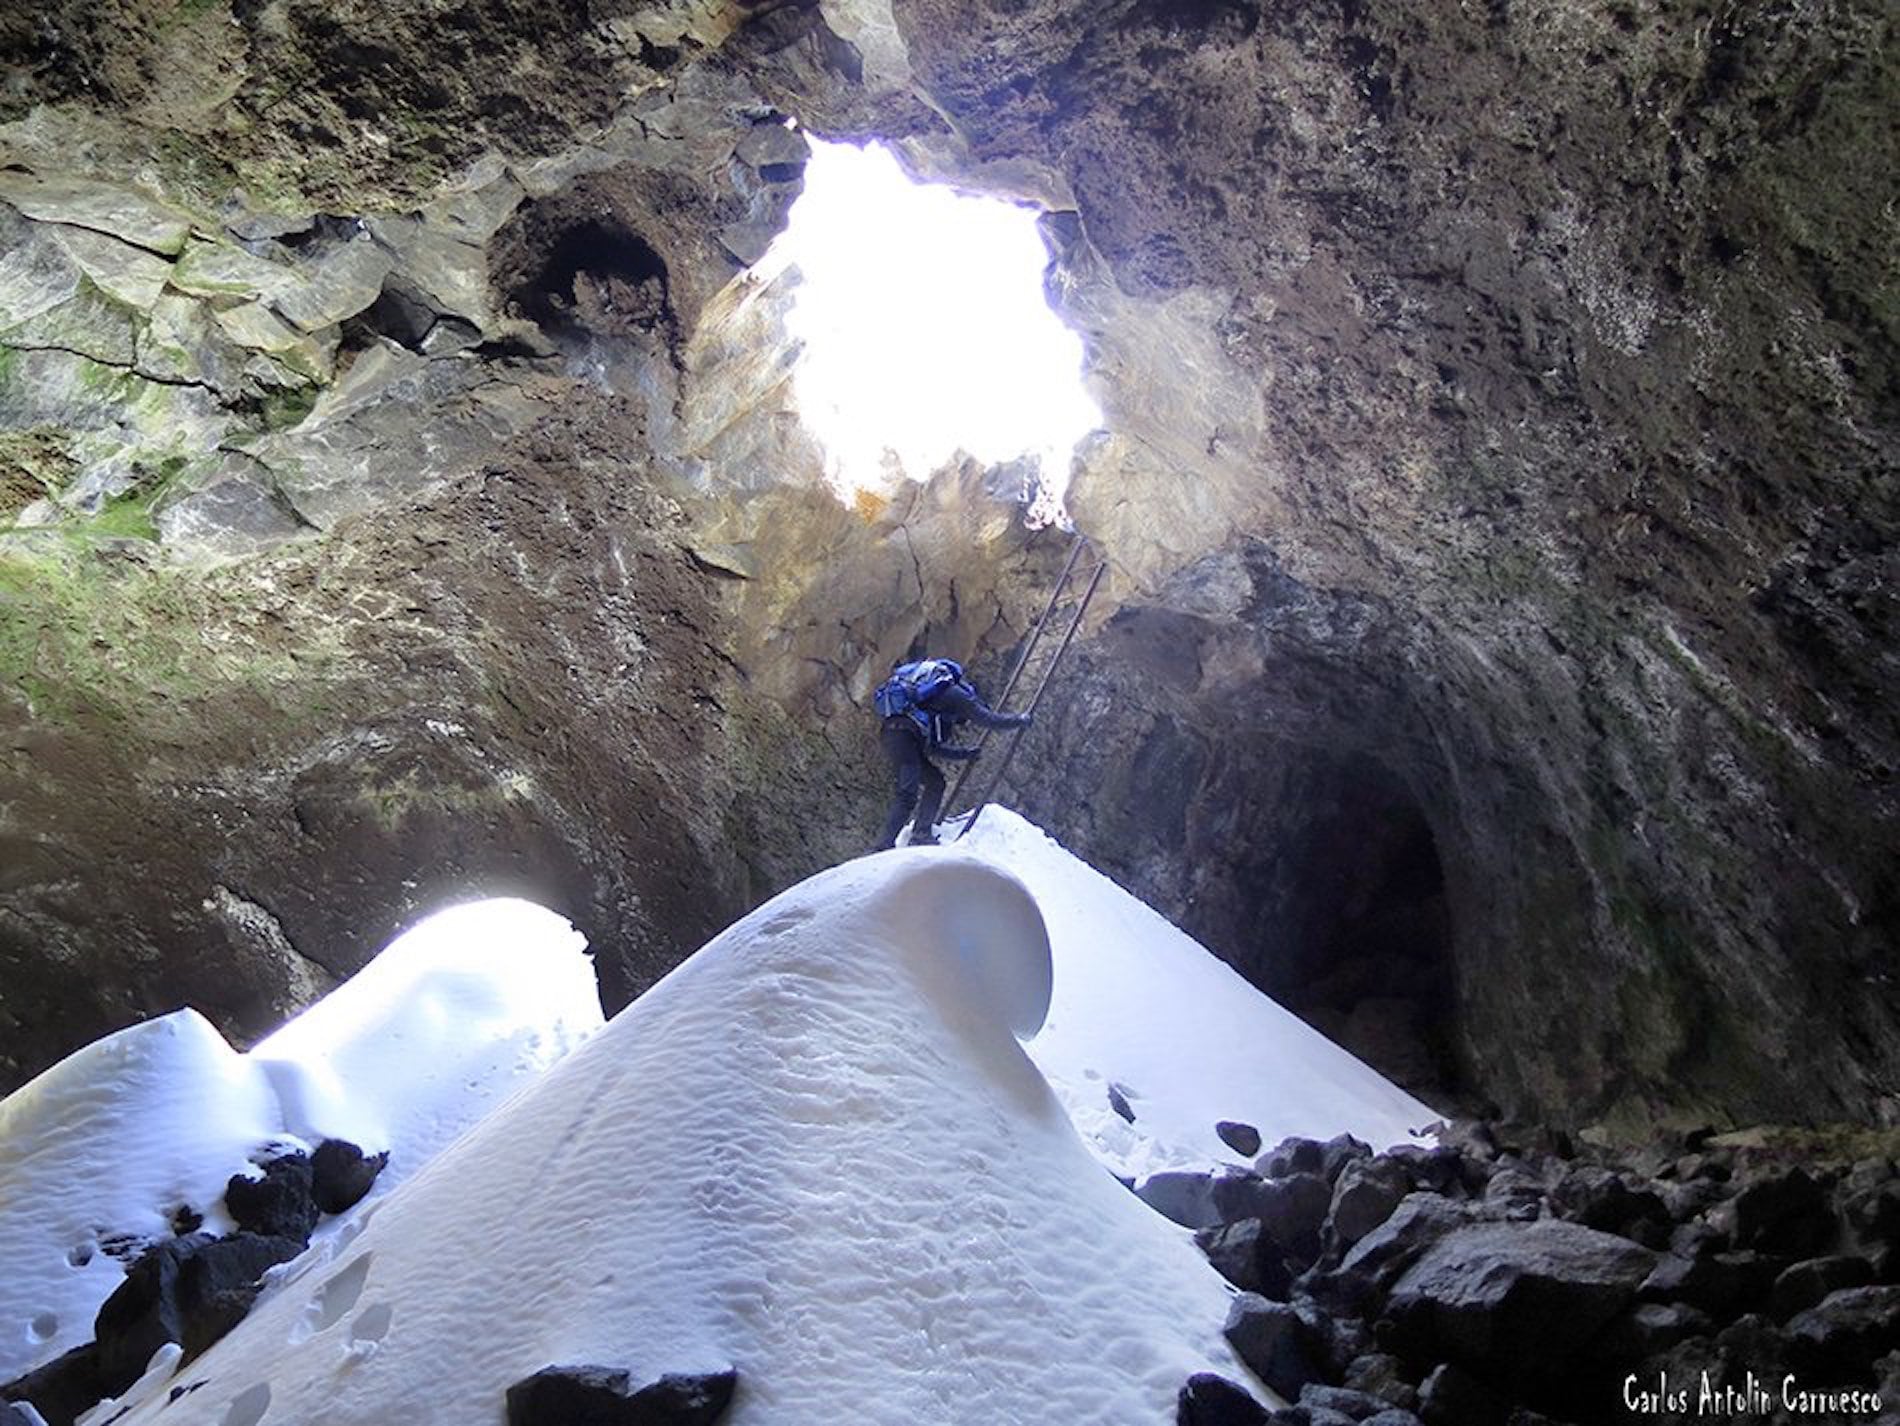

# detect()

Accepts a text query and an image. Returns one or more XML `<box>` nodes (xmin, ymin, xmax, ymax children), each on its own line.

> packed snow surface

<box><xmin>250</xmin><ymin>898</ymin><xmax>602</xmax><ymax>1166</ymax></box>
<box><xmin>960</xmin><ymin>809</ymin><xmax>1437</xmax><ymax>1178</ymax></box>
<box><xmin>0</xmin><ymin>899</ymin><xmax>600</xmax><ymax>1383</ymax></box>
<box><xmin>0</xmin><ymin>1012</ymin><xmax>278</xmax><ymax>1385</ymax></box>
<box><xmin>12</xmin><ymin>812</ymin><xmax>1438</xmax><ymax>1425</ymax></box>
<box><xmin>122</xmin><ymin>854</ymin><xmax>1262</xmax><ymax>1426</ymax></box>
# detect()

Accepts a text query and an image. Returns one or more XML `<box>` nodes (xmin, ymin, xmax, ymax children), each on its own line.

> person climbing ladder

<box><xmin>874</xmin><ymin>658</ymin><xmax>1029</xmax><ymax>849</ymax></box>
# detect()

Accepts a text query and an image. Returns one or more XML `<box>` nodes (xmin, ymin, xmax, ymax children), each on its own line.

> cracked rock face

<box><xmin>1</xmin><ymin>1</ymin><xmax>1895</xmax><ymax>1134</ymax></box>
<box><xmin>901</xmin><ymin>0</ymin><xmax>1897</xmax><ymax>1129</ymax></box>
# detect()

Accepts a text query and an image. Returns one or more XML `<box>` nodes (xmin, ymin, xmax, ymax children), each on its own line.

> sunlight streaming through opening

<box><xmin>766</xmin><ymin>137</ymin><xmax>1101</xmax><ymax>521</ymax></box>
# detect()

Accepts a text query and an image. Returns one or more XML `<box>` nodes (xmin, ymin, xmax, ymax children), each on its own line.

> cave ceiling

<box><xmin>0</xmin><ymin>0</ymin><xmax>1894</xmax><ymax>1133</ymax></box>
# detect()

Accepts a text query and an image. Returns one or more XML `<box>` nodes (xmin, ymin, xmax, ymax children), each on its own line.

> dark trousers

<box><xmin>879</xmin><ymin>718</ymin><xmax>945</xmax><ymax>848</ymax></box>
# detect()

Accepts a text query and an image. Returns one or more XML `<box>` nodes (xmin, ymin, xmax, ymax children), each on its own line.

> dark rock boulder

<box><xmin>1270</xmin><ymin>1407</ymin><xmax>1355</xmax><ymax>1426</ymax></box>
<box><xmin>1770</xmin><ymin>1254</ymin><xmax>1875</xmax><ymax>1320</ymax></box>
<box><xmin>1639</xmin><ymin>1250</ymin><xmax>1786</xmax><ymax>1320</ymax></box>
<box><xmin>1299</xmin><ymin>1291</ymin><xmax>1375</xmax><ymax>1382</ymax></box>
<box><xmin>1360</xmin><ymin>1414</ymin><xmax>1425</xmax><ymax>1426</ymax></box>
<box><xmin>1549</xmin><ymin>1168</ymin><xmax>1671</xmax><ymax>1249</ymax></box>
<box><xmin>1177</xmin><ymin>1373</ymin><xmax>1270</xmax><ymax>1426</ymax></box>
<box><xmin>1786</xmin><ymin>1286</ymin><xmax>1900</xmax><ymax>1377</ymax></box>
<box><xmin>1496</xmin><ymin>1123</ymin><xmax>1575</xmax><ymax>1161</ymax></box>
<box><xmin>1480</xmin><ymin>1167</ymin><xmax>1546</xmax><ymax>1223</ymax></box>
<box><xmin>1196</xmin><ymin>1218</ymin><xmax>1294</xmax><ymax>1299</ymax></box>
<box><xmin>93</xmin><ymin>1232</ymin><xmax>306</xmax><ymax>1393</ymax></box>
<box><xmin>1224</xmin><ymin>1293</ymin><xmax>1323</xmax><ymax>1402</ymax></box>
<box><xmin>1675</xmin><ymin>1148</ymin><xmax>1734</xmax><ymax>1182</ymax></box>
<box><xmin>1727</xmin><ymin>1168</ymin><xmax>1834</xmax><ymax>1257</ymax></box>
<box><xmin>2</xmin><ymin>1343</ymin><xmax>103</xmax><ymax>1426</ymax></box>
<box><xmin>1655</xmin><ymin>1177</ymin><xmax>1726</xmax><ymax>1225</ymax></box>
<box><xmin>1667</xmin><ymin>1220</ymin><xmax>1727</xmax><ymax>1261</ymax></box>
<box><xmin>505</xmin><ymin>1365</ymin><xmax>737</xmax><ymax>1426</ymax></box>
<box><xmin>1386</xmin><ymin>1219</ymin><xmax>1656</xmax><ymax>1375</ymax></box>
<box><xmin>92</xmin><ymin>1234</ymin><xmax>205</xmax><ymax>1394</ymax></box>
<box><xmin>1260</xmin><ymin>1138</ymin><xmax>1326</xmax><ymax>1180</ymax></box>
<box><xmin>1879</xmin><ymin>1349</ymin><xmax>1900</xmax><ymax>1406</ymax></box>
<box><xmin>621</xmin><ymin>1372</ymin><xmax>738</xmax><ymax>1424</ymax></box>
<box><xmin>1219</xmin><ymin>1121</ymin><xmax>1264</xmax><ymax>1158</ymax></box>
<box><xmin>1585</xmin><ymin>1300</ymin><xmax>1713</xmax><ymax>1365</ymax></box>
<box><xmin>1215</xmin><ymin>1172</ymin><xmax>1333</xmax><ymax>1269</ymax></box>
<box><xmin>1641</xmin><ymin>1312</ymin><xmax>1799</xmax><ymax>1413</ymax></box>
<box><xmin>1341</xmin><ymin>1353</ymin><xmax>1416</xmax><ymax>1410</ymax></box>
<box><xmin>1712</xmin><ymin>1311</ymin><xmax>1803</xmax><ymax>1378</ymax></box>
<box><xmin>1311</xmin><ymin>1194</ymin><xmax>1474</xmax><ymax>1314</ymax></box>
<box><xmin>1295</xmin><ymin>1296</ymin><xmax>1373</xmax><ymax>1380</ymax></box>
<box><xmin>1842</xmin><ymin>1156</ymin><xmax>1895</xmax><ymax>1194</ymax></box>
<box><xmin>310</xmin><ymin>1139</ymin><xmax>390</xmax><ymax>1215</ymax></box>
<box><xmin>1319</xmin><ymin>1136</ymin><xmax>1373</xmax><ymax>1185</ymax></box>
<box><xmin>1209</xmin><ymin>1172</ymin><xmax>1267</xmax><ymax>1221</ymax></box>
<box><xmin>223</xmin><ymin>1153</ymin><xmax>319</xmax><ymax>1242</ymax></box>
<box><xmin>1300</xmin><ymin>1383</ymin><xmax>1396</xmax><ymax>1420</ymax></box>
<box><xmin>1108</xmin><ymin>1083</ymin><xmax>1137</xmax><ymax>1123</ymax></box>
<box><xmin>177</xmin><ymin>1234</ymin><xmax>307</xmax><ymax>1327</ymax></box>
<box><xmin>1415</xmin><ymin>1363</ymin><xmax>1510</xmax><ymax>1426</ymax></box>
<box><xmin>1330</xmin><ymin>1158</ymin><xmax>1412</xmax><ymax>1247</ymax></box>
<box><xmin>1384</xmin><ymin>1147</ymin><xmax>1474</xmax><ymax>1199</ymax></box>
<box><xmin>1436</xmin><ymin>1122</ymin><xmax>1500</xmax><ymax>1165</ymax></box>
<box><xmin>1842</xmin><ymin>1179</ymin><xmax>1900</xmax><ymax>1251</ymax></box>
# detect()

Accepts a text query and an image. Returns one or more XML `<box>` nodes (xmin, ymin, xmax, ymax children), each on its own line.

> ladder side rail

<box><xmin>959</xmin><ymin>558</ymin><xmax>1107</xmax><ymax>840</ymax></box>
<box><xmin>944</xmin><ymin>531</ymin><xmax>1087</xmax><ymax>814</ymax></box>
<box><xmin>992</xmin><ymin>531</ymin><xmax>1087</xmax><ymax>712</ymax></box>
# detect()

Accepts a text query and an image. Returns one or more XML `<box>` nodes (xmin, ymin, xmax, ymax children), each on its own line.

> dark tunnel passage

<box><xmin>1009</xmin><ymin>613</ymin><xmax>1469</xmax><ymax>1109</ymax></box>
<box><xmin>492</xmin><ymin>203</ymin><xmax>674</xmax><ymax>342</ymax></box>
<box><xmin>1209</xmin><ymin>749</ymin><xmax>1462</xmax><ymax>1105</ymax></box>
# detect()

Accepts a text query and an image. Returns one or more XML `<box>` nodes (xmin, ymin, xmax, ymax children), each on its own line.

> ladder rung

<box><xmin>944</xmin><ymin>530</ymin><xmax>1088</xmax><ymax>815</ymax></box>
<box><xmin>958</xmin><ymin>557</ymin><xmax>1106</xmax><ymax>840</ymax></box>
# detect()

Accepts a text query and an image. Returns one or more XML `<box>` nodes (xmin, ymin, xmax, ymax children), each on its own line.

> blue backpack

<box><xmin>875</xmin><ymin>658</ymin><xmax>964</xmax><ymax>735</ymax></box>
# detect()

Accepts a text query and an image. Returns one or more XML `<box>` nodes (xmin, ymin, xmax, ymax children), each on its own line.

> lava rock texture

<box><xmin>1158</xmin><ymin>1120</ymin><xmax>1900</xmax><ymax>1424</ymax></box>
<box><xmin>1</xmin><ymin>1137</ymin><xmax>383</xmax><ymax>1425</ymax></box>
<box><xmin>908</xmin><ymin>0</ymin><xmax>1899</xmax><ymax>1128</ymax></box>
<box><xmin>504</xmin><ymin>1364</ymin><xmax>737</xmax><ymax>1426</ymax></box>
<box><xmin>0</xmin><ymin>0</ymin><xmax>1894</xmax><ymax>1140</ymax></box>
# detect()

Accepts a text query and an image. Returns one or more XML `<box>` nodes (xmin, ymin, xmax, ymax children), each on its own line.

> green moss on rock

<box><xmin>0</xmin><ymin>429</ymin><xmax>79</xmax><ymax>519</ymax></box>
<box><xmin>0</xmin><ymin>540</ymin><xmax>339</xmax><ymax>727</ymax></box>
<box><xmin>259</xmin><ymin>383</ymin><xmax>319</xmax><ymax>432</ymax></box>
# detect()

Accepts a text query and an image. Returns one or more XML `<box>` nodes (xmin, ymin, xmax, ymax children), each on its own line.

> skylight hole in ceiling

<box><xmin>764</xmin><ymin>137</ymin><xmax>1102</xmax><ymax>523</ymax></box>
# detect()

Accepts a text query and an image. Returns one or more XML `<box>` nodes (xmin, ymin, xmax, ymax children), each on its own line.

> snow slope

<box><xmin>121</xmin><ymin>854</ymin><xmax>1260</xmax><ymax>1426</ymax></box>
<box><xmin>0</xmin><ymin>1012</ymin><xmax>279</xmax><ymax>1386</ymax></box>
<box><xmin>960</xmin><ymin>809</ymin><xmax>1438</xmax><ymax>1179</ymax></box>
<box><xmin>250</xmin><ymin>898</ymin><xmax>602</xmax><ymax>1169</ymax></box>
<box><xmin>0</xmin><ymin>899</ymin><xmax>600</xmax><ymax>1384</ymax></box>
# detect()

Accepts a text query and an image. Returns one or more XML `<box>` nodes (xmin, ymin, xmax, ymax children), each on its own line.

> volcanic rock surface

<box><xmin>0</xmin><ymin>0</ymin><xmax>1893</xmax><ymax>1135</ymax></box>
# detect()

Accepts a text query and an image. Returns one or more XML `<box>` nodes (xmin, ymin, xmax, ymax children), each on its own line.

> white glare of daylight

<box><xmin>768</xmin><ymin>138</ymin><xmax>1101</xmax><ymax>519</ymax></box>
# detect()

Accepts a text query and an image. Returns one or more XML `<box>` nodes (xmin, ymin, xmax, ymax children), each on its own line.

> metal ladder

<box><xmin>945</xmin><ymin>532</ymin><xmax>1107</xmax><ymax>841</ymax></box>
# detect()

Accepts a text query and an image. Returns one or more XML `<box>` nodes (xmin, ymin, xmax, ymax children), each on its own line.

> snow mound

<box><xmin>959</xmin><ymin>808</ymin><xmax>1437</xmax><ymax>1178</ymax></box>
<box><xmin>251</xmin><ymin>898</ymin><xmax>600</xmax><ymax>1164</ymax></box>
<box><xmin>125</xmin><ymin>853</ymin><xmax>1253</xmax><ymax>1425</ymax></box>
<box><xmin>0</xmin><ymin>1011</ymin><xmax>278</xmax><ymax>1384</ymax></box>
<box><xmin>0</xmin><ymin>898</ymin><xmax>600</xmax><ymax>1385</ymax></box>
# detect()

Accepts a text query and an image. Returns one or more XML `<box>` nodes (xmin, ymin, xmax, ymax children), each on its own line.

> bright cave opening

<box><xmin>762</xmin><ymin>137</ymin><xmax>1102</xmax><ymax>521</ymax></box>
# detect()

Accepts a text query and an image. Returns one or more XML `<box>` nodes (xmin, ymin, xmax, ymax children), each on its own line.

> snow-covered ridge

<box><xmin>958</xmin><ymin>809</ymin><xmax>1436</xmax><ymax>1178</ymax></box>
<box><xmin>6</xmin><ymin>810</ymin><xmax>1436</xmax><ymax>1425</ymax></box>
<box><xmin>0</xmin><ymin>900</ymin><xmax>602</xmax><ymax>1384</ymax></box>
<box><xmin>120</xmin><ymin>851</ymin><xmax>1262</xmax><ymax>1425</ymax></box>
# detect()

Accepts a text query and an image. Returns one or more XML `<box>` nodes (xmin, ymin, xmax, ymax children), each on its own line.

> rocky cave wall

<box><xmin>905</xmin><ymin>0</ymin><xmax>1897</xmax><ymax>1133</ymax></box>
<box><xmin>1</xmin><ymin>0</ymin><xmax>1895</xmax><ymax>1136</ymax></box>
